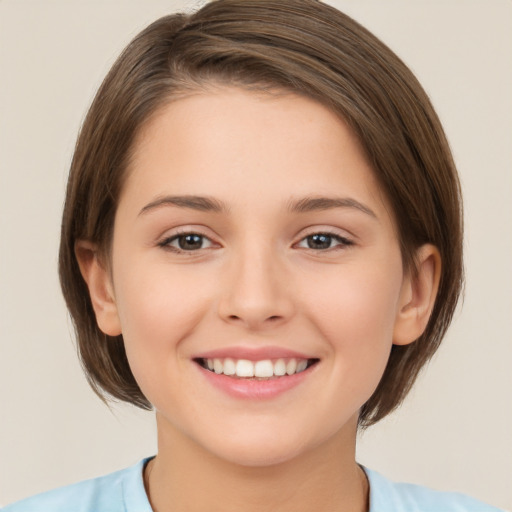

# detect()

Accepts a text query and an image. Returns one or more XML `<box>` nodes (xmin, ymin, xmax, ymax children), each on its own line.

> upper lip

<box><xmin>193</xmin><ymin>346</ymin><xmax>316</xmax><ymax>361</ymax></box>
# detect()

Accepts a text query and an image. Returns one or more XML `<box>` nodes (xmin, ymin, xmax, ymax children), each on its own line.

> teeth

<box><xmin>296</xmin><ymin>360</ymin><xmax>308</xmax><ymax>373</ymax></box>
<box><xmin>286</xmin><ymin>359</ymin><xmax>297</xmax><ymax>375</ymax></box>
<box><xmin>213</xmin><ymin>358</ymin><xmax>223</xmax><ymax>374</ymax></box>
<box><xmin>254</xmin><ymin>360</ymin><xmax>274</xmax><ymax>378</ymax></box>
<box><xmin>201</xmin><ymin>357</ymin><xmax>313</xmax><ymax>378</ymax></box>
<box><xmin>236</xmin><ymin>359</ymin><xmax>254</xmax><ymax>377</ymax></box>
<box><xmin>223</xmin><ymin>358</ymin><xmax>236</xmax><ymax>376</ymax></box>
<box><xmin>274</xmin><ymin>359</ymin><xmax>287</xmax><ymax>376</ymax></box>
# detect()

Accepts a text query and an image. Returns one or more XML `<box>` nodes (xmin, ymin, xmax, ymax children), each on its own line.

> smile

<box><xmin>197</xmin><ymin>357</ymin><xmax>317</xmax><ymax>379</ymax></box>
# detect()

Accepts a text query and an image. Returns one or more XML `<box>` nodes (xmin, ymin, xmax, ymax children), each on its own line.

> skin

<box><xmin>77</xmin><ymin>88</ymin><xmax>440</xmax><ymax>512</ymax></box>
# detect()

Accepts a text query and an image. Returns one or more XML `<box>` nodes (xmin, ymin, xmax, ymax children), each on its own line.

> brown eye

<box><xmin>307</xmin><ymin>234</ymin><xmax>333</xmax><ymax>249</ymax></box>
<box><xmin>177</xmin><ymin>234</ymin><xmax>204</xmax><ymax>250</ymax></box>
<box><xmin>160</xmin><ymin>233</ymin><xmax>214</xmax><ymax>252</ymax></box>
<box><xmin>297</xmin><ymin>232</ymin><xmax>353</xmax><ymax>250</ymax></box>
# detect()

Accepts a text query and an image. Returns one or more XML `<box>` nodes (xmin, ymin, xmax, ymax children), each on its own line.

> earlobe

<box><xmin>75</xmin><ymin>240</ymin><xmax>122</xmax><ymax>336</ymax></box>
<box><xmin>393</xmin><ymin>244</ymin><xmax>441</xmax><ymax>346</ymax></box>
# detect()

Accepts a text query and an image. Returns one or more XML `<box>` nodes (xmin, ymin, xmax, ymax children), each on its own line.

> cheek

<box><xmin>114</xmin><ymin>250</ymin><xmax>212</xmax><ymax>325</ymax></box>
<box><xmin>308</xmin><ymin>265</ymin><xmax>401</xmax><ymax>336</ymax></box>
<box><xmin>303</xmin><ymin>262</ymin><xmax>403</xmax><ymax>383</ymax></box>
<box><xmin>111</xmin><ymin>259</ymin><xmax>213</xmax><ymax>377</ymax></box>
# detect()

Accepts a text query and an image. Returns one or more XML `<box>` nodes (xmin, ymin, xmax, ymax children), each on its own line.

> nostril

<box><xmin>225</xmin><ymin>314</ymin><xmax>282</xmax><ymax>325</ymax></box>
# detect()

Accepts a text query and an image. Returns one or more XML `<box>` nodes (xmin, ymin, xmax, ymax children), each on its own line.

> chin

<box><xmin>215</xmin><ymin>441</ymin><xmax>305</xmax><ymax>468</ymax></box>
<box><xmin>199</xmin><ymin>424</ymin><xmax>325</xmax><ymax>469</ymax></box>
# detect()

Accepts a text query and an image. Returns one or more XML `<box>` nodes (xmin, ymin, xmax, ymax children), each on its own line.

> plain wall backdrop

<box><xmin>0</xmin><ymin>0</ymin><xmax>511</xmax><ymax>509</ymax></box>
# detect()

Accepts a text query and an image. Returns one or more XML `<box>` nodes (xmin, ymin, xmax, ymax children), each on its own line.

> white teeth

<box><xmin>254</xmin><ymin>360</ymin><xmax>274</xmax><ymax>378</ymax></box>
<box><xmin>286</xmin><ymin>359</ymin><xmax>297</xmax><ymax>375</ymax></box>
<box><xmin>201</xmin><ymin>357</ymin><xmax>313</xmax><ymax>378</ymax></box>
<box><xmin>223</xmin><ymin>358</ymin><xmax>236</xmax><ymax>376</ymax></box>
<box><xmin>236</xmin><ymin>359</ymin><xmax>254</xmax><ymax>377</ymax></box>
<box><xmin>213</xmin><ymin>358</ymin><xmax>223</xmax><ymax>374</ymax></box>
<box><xmin>274</xmin><ymin>358</ymin><xmax>287</xmax><ymax>376</ymax></box>
<box><xmin>296</xmin><ymin>360</ymin><xmax>308</xmax><ymax>373</ymax></box>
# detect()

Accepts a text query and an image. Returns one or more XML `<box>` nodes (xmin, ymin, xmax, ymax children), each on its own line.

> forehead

<box><xmin>121</xmin><ymin>87</ymin><xmax>392</xmax><ymax>223</ymax></box>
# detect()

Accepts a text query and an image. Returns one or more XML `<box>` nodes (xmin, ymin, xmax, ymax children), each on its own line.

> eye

<box><xmin>297</xmin><ymin>232</ymin><xmax>353</xmax><ymax>250</ymax></box>
<box><xmin>159</xmin><ymin>232</ymin><xmax>215</xmax><ymax>252</ymax></box>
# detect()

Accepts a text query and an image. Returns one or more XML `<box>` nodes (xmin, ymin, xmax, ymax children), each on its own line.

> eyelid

<box><xmin>294</xmin><ymin>228</ymin><xmax>354</xmax><ymax>250</ymax></box>
<box><xmin>154</xmin><ymin>225</ymin><xmax>354</xmax><ymax>253</ymax></box>
<box><xmin>157</xmin><ymin>227</ymin><xmax>220</xmax><ymax>253</ymax></box>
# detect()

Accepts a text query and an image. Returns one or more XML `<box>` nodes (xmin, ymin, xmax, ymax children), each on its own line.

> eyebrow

<box><xmin>138</xmin><ymin>194</ymin><xmax>376</xmax><ymax>218</ymax></box>
<box><xmin>139</xmin><ymin>195</ymin><xmax>227</xmax><ymax>216</ymax></box>
<box><xmin>287</xmin><ymin>196</ymin><xmax>377</xmax><ymax>218</ymax></box>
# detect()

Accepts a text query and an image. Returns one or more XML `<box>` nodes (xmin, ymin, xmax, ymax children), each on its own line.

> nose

<box><xmin>217</xmin><ymin>244</ymin><xmax>295</xmax><ymax>331</ymax></box>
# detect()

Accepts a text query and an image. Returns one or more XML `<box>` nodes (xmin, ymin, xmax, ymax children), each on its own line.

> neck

<box><xmin>145</xmin><ymin>414</ymin><xmax>369</xmax><ymax>512</ymax></box>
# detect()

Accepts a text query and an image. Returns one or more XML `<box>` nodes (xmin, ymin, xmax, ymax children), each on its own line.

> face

<box><xmin>100</xmin><ymin>88</ymin><xmax>416</xmax><ymax>466</ymax></box>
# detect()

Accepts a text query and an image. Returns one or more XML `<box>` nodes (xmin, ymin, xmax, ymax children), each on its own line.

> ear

<box><xmin>75</xmin><ymin>240</ymin><xmax>122</xmax><ymax>336</ymax></box>
<box><xmin>393</xmin><ymin>244</ymin><xmax>441</xmax><ymax>346</ymax></box>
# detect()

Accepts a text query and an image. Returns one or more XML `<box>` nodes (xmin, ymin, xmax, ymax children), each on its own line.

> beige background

<box><xmin>1</xmin><ymin>0</ymin><xmax>511</xmax><ymax>509</ymax></box>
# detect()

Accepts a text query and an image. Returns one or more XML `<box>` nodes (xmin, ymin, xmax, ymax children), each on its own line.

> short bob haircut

<box><xmin>59</xmin><ymin>0</ymin><xmax>463</xmax><ymax>428</ymax></box>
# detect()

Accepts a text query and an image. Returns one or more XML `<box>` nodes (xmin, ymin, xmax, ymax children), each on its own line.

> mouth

<box><xmin>194</xmin><ymin>357</ymin><xmax>319</xmax><ymax>380</ymax></box>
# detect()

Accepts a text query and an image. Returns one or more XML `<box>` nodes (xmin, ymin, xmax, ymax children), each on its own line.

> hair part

<box><xmin>59</xmin><ymin>0</ymin><xmax>463</xmax><ymax>427</ymax></box>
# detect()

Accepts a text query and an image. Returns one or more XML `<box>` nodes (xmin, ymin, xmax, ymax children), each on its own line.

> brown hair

<box><xmin>59</xmin><ymin>0</ymin><xmax>463</xmax><ymax>427</ymax></box>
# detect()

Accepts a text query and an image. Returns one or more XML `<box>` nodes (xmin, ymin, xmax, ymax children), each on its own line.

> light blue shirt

<box><xmin>2</xmin><ymin>457</ymin><xmax>505</xmax><ymax>512</ymax></box>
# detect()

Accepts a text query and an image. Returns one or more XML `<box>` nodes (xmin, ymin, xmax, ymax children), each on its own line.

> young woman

<box><xmin>3</xmin><ymin>1</ymin><xmax>505</xmax><ymax>511</ymax></box>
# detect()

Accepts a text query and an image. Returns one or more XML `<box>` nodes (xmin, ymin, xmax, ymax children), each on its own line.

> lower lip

<box><xmin>196</xmin><ymin>364</ymin><xmax>315</xmax><ymax>400</ymax></box>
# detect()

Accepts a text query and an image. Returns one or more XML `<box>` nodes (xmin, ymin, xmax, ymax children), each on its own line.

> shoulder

<box><xmin>1</xmin><ymin>458</ymin><xmax>153</xmax><ymax>512</ymax></box>
<box><xmin>364</xmin><ymin>467</ymin><xmax>506</xmax><ymax>512</ymax></box>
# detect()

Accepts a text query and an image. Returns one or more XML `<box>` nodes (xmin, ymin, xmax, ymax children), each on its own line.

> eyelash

<box><xmin>157</xmin><ymin>231</ymin><xmax>216</xmax><ymax>253</ymax></box>
<box><xmin>296</xmin><ymin>232</ymin><xmax>354</xmax><ymax>251</ymax></box>
<box><xmin>158</xmin><ymin>230</ymin><xmax>353</xmax><ymax>254</ymax></box>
